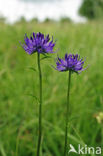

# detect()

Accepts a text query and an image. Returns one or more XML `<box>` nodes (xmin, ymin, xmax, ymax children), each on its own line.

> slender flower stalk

<box><xmin>55</xmin><ymin>53</ymin><xmax>86</xmax><ymax>156</ymax></box>
<box><xmin>64</xmin><ymin>70</ymin><xmax>71</xmax><ymax>156</ymax></box>
<box><xmin>20</xmin><ymin>32</ymin><xmax>56</xmax><ymax>156</ymax></box>
<box><xmin>37</xmin><ymin>53</ymin><xmax>42</xmax><ymax>156</ymax></box>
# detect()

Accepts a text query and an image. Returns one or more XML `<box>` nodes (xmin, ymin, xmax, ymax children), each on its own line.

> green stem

<box><xmin>64</xmin><ymin>71</ymin><xmax>71</xmax><ymax>156</ymax></box>
<box><xmin>37</xmin><ymin>53</ymin><xmax>42</xmax><ymax>156</ymax></box>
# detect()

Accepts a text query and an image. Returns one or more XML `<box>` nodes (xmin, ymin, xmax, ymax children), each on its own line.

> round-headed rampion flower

<box><xmin>56</xmin><ymin>53</ymin><xmax>86</xmax><ymax>73</ymax></box>
<box><xmin>21</xmin><ymin>32</ymin><xmax>55</xmax><ymax>55</ymax></box>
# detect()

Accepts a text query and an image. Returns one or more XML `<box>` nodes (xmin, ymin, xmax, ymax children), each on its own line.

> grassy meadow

<box><xmin>0</xmin><ymin>20</ymin><xmax>103</xmax><ymax>156</ymax></box>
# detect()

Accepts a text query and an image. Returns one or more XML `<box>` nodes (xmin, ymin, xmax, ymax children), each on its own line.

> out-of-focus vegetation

<box><xmin>0</xmin><ymin>16</ymin><xmax>6</xmax><ymax>23</ymax></box>
<box><xmin>60</xmin><ymin>17</ymin><xmax>71</xmax><ymax>23</ymax></box>
<box><xmin>79</xmin><ymin>0</ymin><xmax>103</xmax><ymax>19</ymax></box>
<box><xmin>0</xmin><ymin>20</ymin><xmax>103</xmax><ymax>156</ymax></box>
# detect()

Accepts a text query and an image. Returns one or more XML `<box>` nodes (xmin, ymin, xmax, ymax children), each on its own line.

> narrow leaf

<box><xmin>41</xmin><ymin>55</ymin><xmax>52</xmax><ymax>61</ymax></box>
<box><xmin>27</xmin><ymin>67</ymin><xmax>37</xmax><ymax>72</ymax></box>
<box><xmin>26</xmin><ymin>94</ymin><xmax>39</xmax><ymax>102</ymax></box>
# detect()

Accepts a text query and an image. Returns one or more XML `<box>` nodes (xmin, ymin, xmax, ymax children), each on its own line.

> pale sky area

<box><xmin>0</xmin><ymin>0</ymin><xmax>86</xmax><ymax>23</ymax></box>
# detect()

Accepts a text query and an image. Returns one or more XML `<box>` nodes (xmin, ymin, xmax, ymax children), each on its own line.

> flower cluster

<box><xmin>21</xmin><ymin>32</ymin><xmax>55</xmax><ymax>55</ymax></box>
<box><xmin>56</xmin><ymin>54</ymin><xmax>85</xmax><ymax>73</ymax></box>
<box><xmin>21</xmin><ymin>32</ymin><xmax>86</xmax><ymax>73</ymax></box>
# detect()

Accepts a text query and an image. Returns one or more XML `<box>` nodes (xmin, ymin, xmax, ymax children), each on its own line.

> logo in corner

<box><xmin>68</xmin><ymin>144</ymin><xmax>101</xmax><ymax>155</ymax></box>
<box><xmin>68</xmin><ymin>144</ymin><xmax>77</xmax><ymax>154</ymax></box>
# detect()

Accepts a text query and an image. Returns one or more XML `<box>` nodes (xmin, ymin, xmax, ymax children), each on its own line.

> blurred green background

<box><xmin>0</xmin><ymin>0</ymin><xmax>103</xmax><ymax>156</ymax></box>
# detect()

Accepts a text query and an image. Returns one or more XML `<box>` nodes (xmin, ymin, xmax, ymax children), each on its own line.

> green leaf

<box><xmin>26</xmin><ymin>94</ymin><xmax>39</xmax><ymax>102</ymax></box>
<box><xmin>0</xmin><ymin>142</ymin><xmax>6</xmax><ymax>156</ymax></box>
<box><xmin>40</xmin><ymin>55</ymin><xmax>52</xmax><ymax>61</ymax></box>
<box><xmin>27</xmin><ymin>67</ymin><xmax>37</xmax><ymax>72</ymax></box>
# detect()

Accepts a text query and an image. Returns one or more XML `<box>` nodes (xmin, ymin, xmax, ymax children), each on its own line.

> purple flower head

<box><xmin>21</xmin><ymin>32</ymin><xmax>55</xmax><ymax>55</ymax></box>
<box><xmin>56</xmin><ymin>53</ymin><xmax>86</xmax><ymax>73</ymax></box>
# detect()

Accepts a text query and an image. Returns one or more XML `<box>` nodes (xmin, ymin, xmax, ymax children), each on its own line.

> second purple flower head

<box><xmin>56</xmin><ymin>53</ymin><xmax>86</xmax><ymax>73</ymax></box>
<box><xmin>21</xmin><ymin>32</ymin><xmax>55</xmax><ymax>55</ymax></box>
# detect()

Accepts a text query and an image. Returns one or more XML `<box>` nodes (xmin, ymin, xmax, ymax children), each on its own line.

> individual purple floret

<box><xmin>56</xmin><ymin>53</ymin><xmax>85</xmax><ymax>73</ymax></box>
<box><xmin>21</xmin><ymin>32</ymin><xmax>55</xmax><ymax>55</ymax></box>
